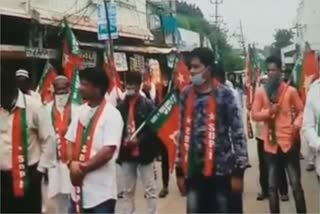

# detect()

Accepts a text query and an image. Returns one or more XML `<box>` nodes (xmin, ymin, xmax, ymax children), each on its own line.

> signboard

<box><xmin>25</xmin><ymin>47</ymin><xmax>57</xmax><ymax>59</ymax></box>
<box><xmin>114</xmin><ymin>52</ymin><xmax>128</xmax><ymax>71</ymax></box>
<box><xmin>97</xmin><ymin>3</ymin><xmax>118</xmax><ymax>40</ymax></box>
<box><xmin>80</xmin><ymin>50</ymin><xmax>97</xmax><ymax>68</ymax></box>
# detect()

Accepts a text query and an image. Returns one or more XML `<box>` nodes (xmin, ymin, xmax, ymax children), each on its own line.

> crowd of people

<box><xmin>0</xmin><ymin>47</ymin><xmax>319</xmax><ymax>214</ymax></box>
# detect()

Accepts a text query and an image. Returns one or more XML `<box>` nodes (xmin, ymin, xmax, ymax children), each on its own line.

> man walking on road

<box><xmin>65</xmin><ymin>68</ymin><xmax>123</xmax><ymax>213</ymax></box>
<box><xmin>255</xmin><ymin>75</ymin><xmax>289</xmax><ymax>202</ymax></box>
<box><xmin>117</xmin><ymin>72</ymin><xmax>160</xmax><ymax>214</ymax></box>
<box><xmin>176</xmin><ymin>48</ymin><xmax>249</xmax><ymax>213</ymax></box>
<box><xmin>45</xmin><ymin>76</ymin><xmax>79</xmax><ymax>213</ymax></box>
<box><xmin>252</xmin><ymin>56</ymin><xmax>307</xmax><ymax>213</ymax></box>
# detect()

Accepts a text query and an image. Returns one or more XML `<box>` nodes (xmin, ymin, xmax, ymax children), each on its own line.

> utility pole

<box><xmin>239</xmin><ymin>20</ymin><xmax>247</xmax><ymax>56</ymax></box>
<box><xmin>210</xmin><ymin>0</ymin><xmax>223</xmax><ymax>63</ymax></box>
<box><xmin>210</xmin><ymin>0</ymin><xmax>223</xmax><ymax>27</ymax></box>
<box><xmin>104</xmin><ymin>0</ymin><xmax>114</xmax><ymax>59</ymax></box>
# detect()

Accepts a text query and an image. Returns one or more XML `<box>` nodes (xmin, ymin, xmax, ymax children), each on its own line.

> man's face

<box><xmin>267</xmin><ymin>63</ymin><xmax>281</xmax><ymax>83</ymax></box>
<box><xmin>53</xmin><ymin>79</ymin><xmax>69</xmax><ymax>95</ymax></box>
<box><xmin>190</xmin><ymin>57</ymin><xmax>209</xmax><ymax>85</ymax></box>
<box><xmin>16</xmin><ymin>76</ymin><xmax>29</xmax><ymax>94</ymax></box>
<box><xmin>126</xmin><ymin>83</ymin><xmax>140</xmax><ymax>97</ymax></box>
<box><xmin>79</xmin><ymin>79</ymin><xmax>99</xmax><ymax>100</ymax></box>
<box><xmin>190</xmin><ymin>57</ymin><xmax>206</xmax><ymax>75</ymax></box>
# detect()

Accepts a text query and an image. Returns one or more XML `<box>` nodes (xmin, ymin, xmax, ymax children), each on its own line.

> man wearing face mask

<box><xmin>117</xmin><ymin>72</ymin><xmax>160</xmax><ymax>214</ymax></box>
<box><xmin>252</xmin><ymin>56</ymin><xmax>306</xmax><ymax>213</ymax></box>
<box><xmin>175</xmin><ymin>48</ymin><xmax>249</xmax><ymax>213</ymax></box>
<box><xmin>1</xmin><ymin>67</ymin><xmax>55</xmax><ymax>213</ymax></box>
<box><xmin>44</xmin><ymin>76</ymin><xmax>79</xmax><ymax>213</ymax></box>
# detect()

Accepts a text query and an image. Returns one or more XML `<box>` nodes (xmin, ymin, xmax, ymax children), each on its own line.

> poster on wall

<box><xmin>80</xmin><ymin>50</ymin><xmax>97</xmax><ymax>68</ymax></box>
<box><xmin>114</xmin><ymin>52</ymin><xmax>128</xmax><ymax>71</ymax></box>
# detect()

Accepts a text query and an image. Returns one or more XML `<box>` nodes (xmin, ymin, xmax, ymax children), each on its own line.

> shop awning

<box><xmin>0</xmin><ymin>5</ymin><xmax>154</xmax><ymax>41</ymax></box>
<box><xmin>0</xmin><ymin>44</ymin><xmax>58</xmax><ymax>59</ymax></box>
<box><xmin>79</xmin><ymin>42</ymin><xmax>176</xmax><ymax>54</ymax></box>
<box><xmin>114</xmin><ymin>45</ymin><xmax>175</xmax><ymax>54</ymax></box>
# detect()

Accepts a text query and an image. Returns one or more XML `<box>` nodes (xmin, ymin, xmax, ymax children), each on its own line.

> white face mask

<box><xmin>126</xmin><ymin>89</ymin><xmax>136</xmax><ymax>96</ymax></box>
<box><xmin>55</xmin><ymin>94</ymin><xmax>69</xmax><ymax>107</ymax></box>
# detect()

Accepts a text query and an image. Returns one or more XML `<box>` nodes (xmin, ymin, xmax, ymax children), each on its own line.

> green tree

<box><xmin>176</xmin><ymin>1</ymin><xmax>244</xmax><ymax>71</ymax></box>
<box><xmin>270</xmin><ymin>29</ymin><xmax>294</xmax><ymax>58</ymax></box>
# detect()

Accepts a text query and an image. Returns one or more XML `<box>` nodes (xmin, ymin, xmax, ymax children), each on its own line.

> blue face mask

<box><xmin>191</xmin><ymin>72</ymin><xmax>206</xmax><ymax>86</ymax></box>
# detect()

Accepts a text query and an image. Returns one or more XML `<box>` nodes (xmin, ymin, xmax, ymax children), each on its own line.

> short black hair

<box><xmin>126</xmin><ymin>72</ymin><xmax>142</xmax><ymax>85</ymax></box>
<box><xmin>266</xmin><ymin>55</ymin><xmax>282</xmax><ymax>69</ymax></box>
<box><xmin>190</xmin><ymin>48</ymin><xmax>215</xmax><ymax>67</ymax></box>
<box><xmin>79</xmin><ymin>67</ymin><xmax>109</xmax><ymax>96</ymax></box>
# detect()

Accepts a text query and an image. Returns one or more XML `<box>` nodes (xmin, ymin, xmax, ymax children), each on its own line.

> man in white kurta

<box><xmin>0</xmin><ymin>69</ymin><xmax>55</xmax><ymax>213</ymax></box>
<box><xmin>45</xmin><ymin>76</ymin><xmax>79</xmax><ymax>213</ymax></box>
<box><xmin>303</xmin><ymin>78</ymin><xmax>320</xmax><ymax>182</ymax></box>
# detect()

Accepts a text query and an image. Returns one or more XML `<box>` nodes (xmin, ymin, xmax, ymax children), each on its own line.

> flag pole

<box><xmin>104</xmin><ymin>0</ymin><xmax>114</xmax><ymax>58</ymax></box>
<box><xmin>167</xmin><ymin>53</ymin><xmax>179</xmax><ymax>92</ymax></box>
<box><xmin>104</xmin><ymin>0</ymin><xmax>122</xmax><ymax>101</ymax></box>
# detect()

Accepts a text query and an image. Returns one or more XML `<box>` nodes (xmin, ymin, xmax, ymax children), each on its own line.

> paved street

<box><xmin>44</xmin><ymin>138</ymin><xmax>319</xmax><ymax>213</ymax></box>
<box><xmin>116</xmin><ymin>139</ymin><xmax>320</xmax><ymax>213</ymax></box>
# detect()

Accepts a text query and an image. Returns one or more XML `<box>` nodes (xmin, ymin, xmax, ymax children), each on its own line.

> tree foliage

<box><xmin>176</xmin><ymin>1</ymin><xmax>244</xmax><ymax>71</ymax></box>
<box><xmin>270</xmin><ymin>29</ymin><xmax>294</xmax><ymax>58</ymax></box>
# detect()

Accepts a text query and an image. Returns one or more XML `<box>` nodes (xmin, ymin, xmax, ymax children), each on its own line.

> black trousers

<box><xmin>257</xmin><ymin>138</ymin><xmax>288</xmax><ymax>195</ymax></box>
<box><xmin>265</xmin><ymin>146</ymin><xmax>306</xmax><ymax>213</ymax></box>
<box><xmin>229</xmin><ymin>192</ymin><xmax>243</xmax><ymax>213</ymax></box>
<box><xmin>186</xmin><ymin>175</ymin><xmax>231</xmax><ymax>213</ymax></box>
<box><xmin>0</xmin><ymin>164</ymin><xmax>42</xmax><ymax>213</ymax></box>
<box><xmin>160</xmin><ymin>143</ymin><xmax>170</xmax><ymax>188</ymax></box>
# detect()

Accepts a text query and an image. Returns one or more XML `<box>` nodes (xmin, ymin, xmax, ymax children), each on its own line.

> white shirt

<box><xmin>302</xmin><ymin>79</ymin><xmax>320</xmax><ymax>176</ymax></box>
<box><xmin>65</xmin><ymin>101</ymin><xmax>124</xmax><ymax>208</ymax></box>
<box><xmin>0</xmin><ymin>90</ymin><xmax>55</xmax><ymax>172</ymax></box>
<box><xmin>29</xmin><ymin>90</ymin><xmax>42</xmax><ymax>102</ymax></box>
<box><xmin>226</xmin><ymin>80</ymin><xmax>242</xmax><ymax>110</ymax></box>
<box><xmin>45</xmin><ymin>101</ymin><xmax>80</xmax><ymax>198</ymax></box>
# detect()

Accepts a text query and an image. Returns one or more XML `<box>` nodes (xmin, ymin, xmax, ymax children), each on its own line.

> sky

<box><xmin>183</xmin><ymin>0</ymin><xmax>301</xmax><ymax>49</ymax></box>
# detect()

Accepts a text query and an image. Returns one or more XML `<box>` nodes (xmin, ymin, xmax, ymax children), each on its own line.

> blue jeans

<box><xmin>186</xmin><ymin>175</ymin><xmax>231</xmax><ymax>213</ymax></box>
<box><xmin>265</xmin><ymin>146</ymin><xmax>306</xmax><ymax>213</ymax></box>
<box><xmin>68</xmin><ymin>199</ymin><xmax>116</xmax><ymax>213</ymax></box>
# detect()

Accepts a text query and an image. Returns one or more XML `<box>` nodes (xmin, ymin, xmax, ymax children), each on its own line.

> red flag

<box><xmin>174</xmin><ymin>60</ymin><xmax>191</xmax><ymax>91</ymax></box>
<box><xmin>300</xmin><ymin>50</ymin><xmax>319</xmax><ymax>103</ymax></box>
<box><xmin>36</xmin><ymin>62</ymin><xmax>57</xmax><ymax>104</ymax></box>
<box><xmin>62</xmin><ymin>20</ymin><xmax>83</xmax><ymax>81</ymax></box>
<box><xmin>147</xmin><ymin>91</ymin><xmax>179</xmax><ymax>172</ymax></box>
<box><xmin>63</xmin><ymin>42</ymin><xmax>83</xmax><ymax>80</ymax></box>
<box><xmin>104</xmin><ymin>57</ymin><xmax>123</xmax><ymax>93</ymax></box>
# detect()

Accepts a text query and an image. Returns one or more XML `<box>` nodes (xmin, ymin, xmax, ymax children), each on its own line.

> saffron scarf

<box><xmin>73</xmin><ymin>100</ymin><xmax>107</xmax><ymax>213</ymax></box>
<box><xmin>51</xmin><ymin>102</ymin><xmax>71</xmax><ymax>162</ymax></box>
<box><xmin>181</xmin><ymin>88</ymin><xmax>216</xmax><ymax>177</ymax></box>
